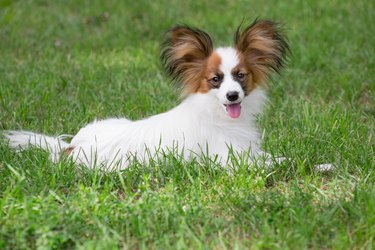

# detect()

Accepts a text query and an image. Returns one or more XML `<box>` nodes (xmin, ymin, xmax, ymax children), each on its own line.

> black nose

<box><xmin>226</xmin><ymin>91</ymin><xmax>239</xmax><ymax>102</ymax></box>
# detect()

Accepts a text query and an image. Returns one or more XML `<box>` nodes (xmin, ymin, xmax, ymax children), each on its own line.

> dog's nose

<box><xmin>226</xmin><ymin>91</ymin><xmax>239</xmax><ymax>102</ymax></box>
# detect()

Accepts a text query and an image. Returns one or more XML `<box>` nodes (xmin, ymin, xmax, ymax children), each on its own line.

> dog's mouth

<box><xmin>224</xmin><ymin>103</ymin><xmax>241</xmax><ymax>118</ymax></box>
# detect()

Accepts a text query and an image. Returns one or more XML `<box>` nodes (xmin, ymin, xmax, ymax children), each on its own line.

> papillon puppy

<box><xmin>4</xmin><ymin>19</ymin><xmax>289</xmax><ymax>170</ymax></box>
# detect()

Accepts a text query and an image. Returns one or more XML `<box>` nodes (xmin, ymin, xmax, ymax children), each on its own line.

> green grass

<box><xmin>0</xmin><ymin>0</ymin><xmax>374</xmax><ymax>249</ymax></box>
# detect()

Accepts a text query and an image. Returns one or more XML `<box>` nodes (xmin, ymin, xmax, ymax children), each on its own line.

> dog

<box><xmin>3</xmin><ymin>19</ymin><xmax>289</xmax><ymax>170</ymax></box>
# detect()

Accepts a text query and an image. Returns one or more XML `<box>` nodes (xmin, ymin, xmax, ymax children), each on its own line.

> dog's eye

<box><xmin>237</xmin><ymin>72</ymin><xmax>245</xmax><ymax>79</ymax></box>
<box><xmin>212</xmin><ymin>76</ymin><xmax>220</xmax><ymax>82</ymax></box>
<box><xmin>210</xmin><ymin>76</ymin><xmax>222</xmax><ymax>87</ymax></box>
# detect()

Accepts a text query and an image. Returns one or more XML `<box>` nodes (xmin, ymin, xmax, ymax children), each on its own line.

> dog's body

<box><xmin>4</xmin><ymin>20</ymin><xmax>289</xmax><ymax>170</ymax></box>
<box><xmin>68</xmin><ymin>85</ymin><xmax>266</xmax><ymax>168</ymax></box>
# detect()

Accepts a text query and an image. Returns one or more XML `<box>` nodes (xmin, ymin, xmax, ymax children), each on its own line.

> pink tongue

<box><xmin>226</xmin><ymin>103</ymin><xmax>241</xmax><ymax>118</ymax></box>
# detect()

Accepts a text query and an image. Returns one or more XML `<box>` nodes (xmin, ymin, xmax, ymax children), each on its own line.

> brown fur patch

<box><xmin>234</xmin><ymin>19</ymin><xmax>289</xmax><ymax>87</ymax></box>
<box><xmin>64</xmin><ymin>146</ymin><xmax>75</xmax><ymax>156</ymax></box>
<box><xmin>196</xmin><ymin>52</ymin><xmax>222</xmax><ymax>93</ymax></box>
<box><xmin>161</xmin><ymin>25</ymin><xmax>213</xmax><ymax>95</ymax></box>
<box><xmin>230</xmin><ymin>64</ymin><xmax>254</xmax><ymax>95</ymax></box>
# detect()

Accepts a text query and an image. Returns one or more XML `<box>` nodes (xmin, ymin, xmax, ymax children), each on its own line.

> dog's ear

<box><xmin>161</xmin><ymin>25</ymin><xmax>213</xmax><ymax>93</ymax></box>
<box><xmin>234</xmin><ymin>19</ymin><xmax>289</xmax><ymax>85</ymax></box>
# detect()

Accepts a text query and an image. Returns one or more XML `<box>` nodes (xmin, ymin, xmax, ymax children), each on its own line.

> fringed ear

<box><xmin>161</xmin><ymin>25</ymin><xmax>213</xmax><ymax>94</ymax></box>
<box><xmin>234</xmin><ymin>19</ymin><xmax>289</xmax><ymax>85</ymax></box>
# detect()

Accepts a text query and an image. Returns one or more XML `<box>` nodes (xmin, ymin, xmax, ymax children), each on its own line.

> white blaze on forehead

<box><xmin>214</xmin><ymin>47</ymin><xmax>243</xmax><ymax>96</ymax></box>
<box><xmin>215</xmin><ymin>47</ymin><xmax>239</xmax><ymax>74</ymax></box>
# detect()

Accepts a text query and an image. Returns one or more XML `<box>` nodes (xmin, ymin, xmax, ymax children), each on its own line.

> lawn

<box><xmin>0</xmin><ymin>0</ymin><xmax>374</xmax><ymax>249</ymax></box>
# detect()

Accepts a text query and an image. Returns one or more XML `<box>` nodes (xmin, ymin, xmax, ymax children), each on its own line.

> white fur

<box><xmin>3</xmin><ymin>131</ymin><xmax>70</xmax><ymax>162</ymax></box>
<box><xmin>68</xmin><ymin>87</ymin><xmax>267</xmax><ymax>169</ymax></box>
<box><xmin>314</xmin><ymin>164</ymin><xmax>335</xmax><ymax>172</ymax></box>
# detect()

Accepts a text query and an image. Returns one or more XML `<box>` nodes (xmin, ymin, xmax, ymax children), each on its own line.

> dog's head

<box><xmin>161</xmin><ymin>19</ymin><xmax>289</xmax><ymax>119</ymax></box>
